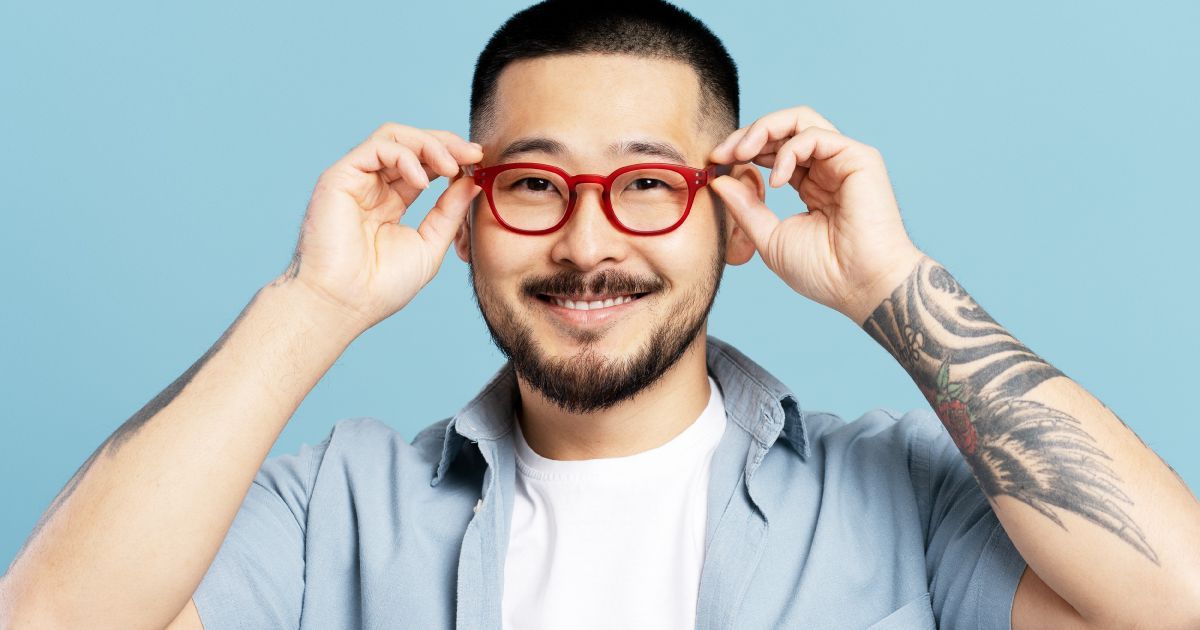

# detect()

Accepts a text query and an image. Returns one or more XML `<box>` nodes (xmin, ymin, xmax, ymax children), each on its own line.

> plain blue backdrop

<box><xmin>2</xmin><ymin>1</ymin><xmax>1197</xmax><ymax>572</ymax></box>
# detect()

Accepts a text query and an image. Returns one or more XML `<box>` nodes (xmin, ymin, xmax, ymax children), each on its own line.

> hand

<box><xmin>280</xmin><ymin>123</ymin><xmax>484</xmax><ymax>332</ymax></box>
<box><xmin>707</xmin><ymin>106</ymin><xmax>925</xmax><ymax>325</ymax></box>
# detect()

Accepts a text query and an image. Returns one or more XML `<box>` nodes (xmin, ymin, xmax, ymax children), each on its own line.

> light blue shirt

<box><xmin>194</xmin><ymin>336</ymin><xmax>1027</xmax><ymax>629</ymax></box>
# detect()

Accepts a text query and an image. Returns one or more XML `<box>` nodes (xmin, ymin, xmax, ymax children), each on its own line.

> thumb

<box><xmin>709</xmin><ymin>175</ymin><xmax>779</xmax><ymax>253</ymax></box>
<box><xmin>417</xmin><ymin>176</ymin><xmax>482</xmax><ymax>256</ymax></box>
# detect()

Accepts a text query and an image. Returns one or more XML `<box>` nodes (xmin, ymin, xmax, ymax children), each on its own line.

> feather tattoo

<box><xmin>862</xmin><ymin>257</ymin><xmax>1158</xmax><ymax>565</ymax></box>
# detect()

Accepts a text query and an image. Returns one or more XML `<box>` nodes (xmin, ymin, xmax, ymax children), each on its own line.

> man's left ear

<box><xmin>719</xmin><ymin>163</ymin><xmax>763</xmax><ymax>266</ymax></box>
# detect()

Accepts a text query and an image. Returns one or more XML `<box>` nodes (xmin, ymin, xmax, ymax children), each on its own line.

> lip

<box><xmin>532</xmin><ymin>292</ymin><xmax>649</xmax><ymax>327</ymax></box>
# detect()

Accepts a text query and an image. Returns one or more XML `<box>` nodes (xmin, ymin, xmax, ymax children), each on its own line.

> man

<box><xmin>3</xmin><ymin>1</ymin><xmax>1198</xmax><ymax>628</ymax></box>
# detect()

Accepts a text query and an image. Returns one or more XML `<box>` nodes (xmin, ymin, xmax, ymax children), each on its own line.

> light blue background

<box><xmin>3</xmin><ymin>1</ymin><xmax>1197</xmax><ymax>572</ymax></box>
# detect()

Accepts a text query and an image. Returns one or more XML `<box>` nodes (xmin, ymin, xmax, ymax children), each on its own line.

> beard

<box><xmin>468</xmin><ymin>218</ymin><xmax>727</xmax><ymax>414</ymax></box>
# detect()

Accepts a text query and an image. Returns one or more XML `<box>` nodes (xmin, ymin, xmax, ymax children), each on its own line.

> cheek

<box><xmin>472</xmin><ymin>224</ymin><xmax>547</xmax><ymax>286</ymax></box>
<box><xmin>647</xmin><ymin>215</ymin><xmax>723</xmax><ymax>285</ymax></box>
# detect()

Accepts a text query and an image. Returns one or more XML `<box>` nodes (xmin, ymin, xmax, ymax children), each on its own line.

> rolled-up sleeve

<box><xmin>905</xmin><ymin>408</ymin><xmax>1028</xmax><ymax>630</ymax></box>
<box><xmin>192</xmin><ymin>437</ymin><xmax>330</xmax><ymax>629</ymax></box>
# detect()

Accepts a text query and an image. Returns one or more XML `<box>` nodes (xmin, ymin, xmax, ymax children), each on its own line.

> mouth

<box><xmin>535</xmin><ymin>292</ymin><xmax>651</xmax><ymax>311</ymax></box>
<box><xmin>532</xmin><ymin>291</ymin><xmax>653</xmax><ymax>326</ymax></box>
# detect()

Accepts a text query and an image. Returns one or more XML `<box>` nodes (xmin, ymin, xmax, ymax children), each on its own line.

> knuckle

<box><xmin>381</xmin><ymin>121</ymin><xmax>408</xmax><ymax>135</ymax></box>
<box><xmin>428</xmin><ymin>129</ymin><xmax>462</xmax><ymax>143</ymax></box>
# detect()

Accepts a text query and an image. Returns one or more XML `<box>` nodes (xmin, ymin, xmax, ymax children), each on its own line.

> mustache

<box><xmin>521</xmin><ymin>269</ymin><xmax>665</xmax><ymax>298</ymax></box>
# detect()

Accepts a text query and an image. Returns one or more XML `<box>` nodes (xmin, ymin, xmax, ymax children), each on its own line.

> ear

<box><xmin>454</xmin><ymin>198</ymin><xmax>474</xmax><ymax>263</ymax></box>
<box><xmin>721</xmin><ymin>163</ymin><xmax>763</xmax><ymax>266</ymax></box>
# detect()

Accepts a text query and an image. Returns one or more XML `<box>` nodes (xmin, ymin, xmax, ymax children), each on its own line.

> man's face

<box><xmin>457</xmin><ymin>53</ymin><xmax>754</xmax><ymax>413</ymax></box>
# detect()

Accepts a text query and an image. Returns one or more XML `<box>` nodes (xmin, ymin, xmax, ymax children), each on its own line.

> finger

<box><xmin>708</xmin><ymin>175</ymin><xmax>780</xmax><ymax>254</ymax></box>
<box><xmin>345</xmin><ymin>139</ymin><xmax>430</xmax><ymax>190</ymax></box>
<box><xmin>417</xmin><ymin>176</ymin><xmax>483</xmax><ymax>256</ymax></box>
<box><xmin>724</xmin><ymin>107</ymin><xmax>841</xmax><ymax>164</ymax></box>
<box><xmin>413</xmin><ymin>130</ymin><xmax>477</xmax><ymax>178</ymax></box>
<box><xmin>790</xmin><ymin>165</ymin><xmax>810</xmax><ymax>191</ymax></box>
<box><xmin>425</xmin><ymin>129</ymin><xmax>485</xmax><ymax>164</ymax></box>
<box><xmin>374</xmin><ymin>125</ymin><xmax>465</xmax><ymax>180</ymax></box>
<box><xmin>770</xmin><ymin>127</ymin><xmax>868</xmax><ymax>188</ymax></box>
<box><xmin>369</xmin><ymin>123</ymin><xmax>484</xmax><ymax>170</ymax></box>
<box><xmin>709</xmin><ymin>127</ymin><xmax>751</xmax><ymax>162</ymax></box>
<box><xmin>394</xmin><ymin>129</ymin><xmax>461</xmax><ymax>179</ymax></box>
<box><xmin>390</xmin><ymin>154</ymin><xmax>479</xmax><ymax>210</ymax></box>
<box><xmin>710</xmin><ymin>128</ymin><xmax>790</xmax><ymax>163</ymax></box>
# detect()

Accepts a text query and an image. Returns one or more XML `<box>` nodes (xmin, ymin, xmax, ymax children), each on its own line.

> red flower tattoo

<box><xmin>919</xmin><ymin>359</ymin><xmax>978</xmax><ymax>455</ymax></box>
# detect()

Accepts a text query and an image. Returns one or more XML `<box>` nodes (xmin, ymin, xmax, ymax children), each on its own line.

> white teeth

<box><xmin>551</xmin><ymin>294</ymin><xmax>637</xmax><ymax>310</ymax></box>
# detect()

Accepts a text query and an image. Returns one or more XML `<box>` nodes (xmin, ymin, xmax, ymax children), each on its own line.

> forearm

<box><xmin>858</xmin><ymin>254</ymin><xmax>1200</xmax><ymax>627</ymax></box>
<box><xmin>1</xmin><ymin>276</ymin><xmax>365</xmax><ymax>629</ymax></box>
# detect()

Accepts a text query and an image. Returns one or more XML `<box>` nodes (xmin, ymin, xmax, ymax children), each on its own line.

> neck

<box><xmin>515</xmin><ymin>334</ymin><xmax>712</xmax><ymax>461</ymax></box>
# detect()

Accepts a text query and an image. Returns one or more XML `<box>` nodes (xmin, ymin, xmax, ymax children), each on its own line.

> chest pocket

<box><xmin>865</xmin><ymin>592</ymin><xmax>936</xmax><ymax>630</ymax></box>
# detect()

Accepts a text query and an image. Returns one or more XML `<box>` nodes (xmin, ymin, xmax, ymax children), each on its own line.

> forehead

<box><xmin>489</xmin><ymin>53</ymin><xmax>704</xmax><ymax>163</ymax></box>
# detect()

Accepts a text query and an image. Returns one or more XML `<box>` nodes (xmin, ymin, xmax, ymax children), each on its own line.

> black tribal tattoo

<box><xmin>862</xmin><ymin>256</ymin><xmax>1159</xmax><ymax>565</ymax></box>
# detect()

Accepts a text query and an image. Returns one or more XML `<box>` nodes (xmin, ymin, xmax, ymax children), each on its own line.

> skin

<box><xmin>7</xmin><ymin>51</ymin><xmax>1198</xmax><ymax>629</ymax></box>
<box><xmin>706</xmin><ymin>106</ymin><xmax>1200</xmax><ymax>627</ymax></box>
<box><xmin>455</xmin><ymin>54</ymin><xmax>759</xmax><ymax>460</ymax></box>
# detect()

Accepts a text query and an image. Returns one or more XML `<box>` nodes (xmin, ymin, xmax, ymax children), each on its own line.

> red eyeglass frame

<box><xmin>461</xmin><ymin>161</ymin><xmax>735</xmax><ymax>236</ymax></box>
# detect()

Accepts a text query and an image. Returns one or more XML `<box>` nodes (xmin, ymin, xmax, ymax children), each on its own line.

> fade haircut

<box><xmin>468</xmin><ymin>0</ymin><xmax>740</xmax><ymax>145</ymax></box>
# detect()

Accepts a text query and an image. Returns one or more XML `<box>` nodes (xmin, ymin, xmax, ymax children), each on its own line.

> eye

<box><xmin>512</xmin><ymin>177</ymin><xmax>554</xmax><ymax>192</ymax></box>
<box><xmin>628</xmin><ymin>178</ymin><xmax>667</xmax><ymax>191</ymax></box>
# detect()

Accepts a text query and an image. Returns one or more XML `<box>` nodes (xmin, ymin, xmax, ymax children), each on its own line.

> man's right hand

<box><xmin>0</xmin><ymin>123</ymin><xmax>486</xmax><ymax>630</ymax></box>
<box><xmin>284</xmin><ymin>123</ymin><xmax>484</xmax><ymax>332</ymax></box>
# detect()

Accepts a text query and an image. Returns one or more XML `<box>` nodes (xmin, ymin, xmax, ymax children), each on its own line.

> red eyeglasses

<box><xmin>462</xmin><ymin>161</ymin><xmax>734</xmax><ymax>236</ymax></box>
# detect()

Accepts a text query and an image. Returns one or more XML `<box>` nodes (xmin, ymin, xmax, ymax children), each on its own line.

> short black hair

<box><xmin>469</xmin><ymin>0</ymin><xmax>739</xmax><ymax>145</ymax></box>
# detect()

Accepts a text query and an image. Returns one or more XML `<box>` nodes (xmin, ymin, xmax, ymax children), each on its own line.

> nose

<box><xmin>548</xmin><ymin>181</ymin><xmax>629</xmax><ymax>271</ymax></box>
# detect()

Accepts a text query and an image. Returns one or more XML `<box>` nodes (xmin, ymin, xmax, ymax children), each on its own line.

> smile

<box><xmin>533</xmin><ymin>291</ymin><xmax>652</xmax><ymax>325</ymax></box>
<box><xmin>549</xmin><ymin>294</ymin><xmax>637</xmax><ymax>311</ymax></box>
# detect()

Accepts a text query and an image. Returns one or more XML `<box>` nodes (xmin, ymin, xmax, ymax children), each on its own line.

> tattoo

<box><xmin>8</xmin><ymin>288</ymin><xmax>263</xmax><ymax>570</ymax></box>
<box><xmin>1102</xmin><ymin>401</ymin><xmax>1197</xmax><ymax>504</ymax></box>
<box><xmin>863</xmin><ymin>256</ymin><xmax>1160</xmax><ymax>565</ymax></box>
<box><xmin>283</xmin><ymin>249</ymin><xmax>302</xmax><ymax>281</ymax></box>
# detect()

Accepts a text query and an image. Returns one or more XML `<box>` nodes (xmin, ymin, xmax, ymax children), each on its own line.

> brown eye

<box><xmin>514</xmin><ymin>177</ymin><xmax>553</xmax><ymax>192</ymax></box>
<box><xmin>629</xmin><ymin>178</ymin><xmax>666</xmax><ymax>191</ymax></box>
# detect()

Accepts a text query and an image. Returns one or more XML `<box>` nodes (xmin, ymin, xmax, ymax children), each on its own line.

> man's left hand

<box><xmin>707</xmin><ymin>106</ymin><xmax>926</xmax><ymax>325</ymax></box>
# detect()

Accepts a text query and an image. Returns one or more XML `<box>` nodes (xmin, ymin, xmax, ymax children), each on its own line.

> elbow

<box><xmin>0</xmin><ymin>574</ymin><xmax>66</xmax><ymax>630</ymax></box>
<box><xmin>1086</xmin><ymin>572</ymin><xmax>1200</xmax><ymax>630</ymax></box>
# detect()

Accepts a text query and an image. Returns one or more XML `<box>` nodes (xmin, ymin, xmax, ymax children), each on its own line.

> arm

<box><xmin>706</xmin><ymin>104</ymin><xmax>1200</xmax><ymax>629</ymax></box>
<box><xmin>0</xmin><ymin>122</ymin><xmax>483</xmax><ymax>629</ymax></box>
<box><xmin>0</xmin><ymin>277</ymin><xmax>363</xmax><ymax>629</ymax></box>
<box><xmin>853</xmin><ymin>254</ymin><xmax>1200</xmax><ymax>629</ymax></box>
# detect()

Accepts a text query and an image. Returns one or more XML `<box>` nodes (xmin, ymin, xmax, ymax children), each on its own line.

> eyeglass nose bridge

<box><xmin>561</xmin><ymin>174</ymin><xmax>616</xmax><ymax>230</ymax></box>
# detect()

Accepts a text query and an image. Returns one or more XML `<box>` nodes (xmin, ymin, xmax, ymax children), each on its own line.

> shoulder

<box><xmin>796</xmin><ymin>406</ymin><xmax>952</xmax><ymax>485</ymax></box>
<box><xmin>804</xmin><ymin>406</ymin><xmax>943</xmax><ymax>453</ymax></box>
<box><xmin>257</xmin><ymin>416</ymin><xmax>456</xmax><ymax>495</ymax></box>
<box><xmin>319</xmin><ymin>415</ymin><xmax>453</xmax><ymax>467</ymax></box>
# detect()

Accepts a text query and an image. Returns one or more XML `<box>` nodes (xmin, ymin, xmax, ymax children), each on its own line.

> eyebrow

<box><xmin>497</xmin><ymin>136</ymin><xmax>689</xmax><ymax>166</ymax></box>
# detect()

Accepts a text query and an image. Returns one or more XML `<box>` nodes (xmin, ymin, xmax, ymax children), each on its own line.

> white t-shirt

<box><xmin>501</xmin><ymin>376</ymin><xmax>728</xmax><ymax>630</ymax></box>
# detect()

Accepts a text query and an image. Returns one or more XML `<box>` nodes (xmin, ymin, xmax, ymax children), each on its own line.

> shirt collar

<box><xmin>430</xmin><ymin>335</ymin><xmax>809</xmax><ymax>487</ymax></box>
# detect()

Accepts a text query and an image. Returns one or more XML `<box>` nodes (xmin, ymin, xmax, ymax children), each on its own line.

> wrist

<box><xmin>842</xmin><ymin>249</ymin><xmax>929</xmax><ymax>326</ymax></box>
<box><xmin>263</xmin><ymin>275</ymin><xmax>371</xmax><ymax>342</ymax></box>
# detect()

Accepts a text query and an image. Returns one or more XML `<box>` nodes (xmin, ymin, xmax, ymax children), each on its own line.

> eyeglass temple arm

<box><xmin>711</xmin><ymin>163</ymin><xmax>735</xmax><ymax>178</ymax></box>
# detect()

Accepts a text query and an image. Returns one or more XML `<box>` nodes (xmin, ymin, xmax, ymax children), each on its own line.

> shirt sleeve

<box><xmin>191</xmin><ymin>436</ymin><xmax>331</xmax><ymax>630</ymax></box>
<box><xmin>904</xmin><ymin>407</ymin><xmax>1029</xmax><ymax>630</ymax></box>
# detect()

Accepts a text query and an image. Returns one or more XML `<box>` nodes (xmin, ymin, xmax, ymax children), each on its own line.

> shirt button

<box><xmin>473</xmin><ymin>498</ymin><xmax>483</xmax><ymax>514</ymax></box>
